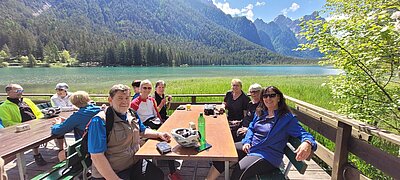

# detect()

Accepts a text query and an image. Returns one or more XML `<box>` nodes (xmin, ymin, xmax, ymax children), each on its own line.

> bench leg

<box><xmin>284</xmin><ymin>162</ymin><xmax>292</xmax><ymax>179</ymax></box>
<box><xmin>16</xmin><ymin>152</ymin><xmax>26</xmax><ymax>180</ymax></box>
<box><xmin>224</xmin><ymin>161</ymin><xmax>229</xmax><ymax>180</ymax></box>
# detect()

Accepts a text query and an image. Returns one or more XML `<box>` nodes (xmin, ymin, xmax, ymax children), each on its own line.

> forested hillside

<box><xmin>0</xmin><ymin>0</ymin><xmax>316</xmax><ymax>67</ymax></box>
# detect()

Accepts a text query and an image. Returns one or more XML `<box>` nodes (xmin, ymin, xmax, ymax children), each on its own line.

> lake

<box><xmin>0</xmin><ymin>66</ymin><xmax>341</xmax><ymax>92</ymax></box>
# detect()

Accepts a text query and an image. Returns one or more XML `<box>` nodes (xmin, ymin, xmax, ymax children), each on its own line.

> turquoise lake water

<box><xmin>0</xmin><ymin>66</ymin><xmax>341</xmax><ymax>91</ymax></box>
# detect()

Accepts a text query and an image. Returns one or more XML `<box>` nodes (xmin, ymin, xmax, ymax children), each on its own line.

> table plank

<box><xmin>0</xmin><ymin>111</ymin><xmax>73</xmax><ymax>160</ymax></box>
<box><xmin>136</xmin><ymin>105</ymin><xmax>238</xmax><ymax>162</ymax></box>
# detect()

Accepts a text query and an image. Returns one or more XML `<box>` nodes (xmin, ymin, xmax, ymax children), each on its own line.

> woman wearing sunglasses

<box><xmin>130</xmin><ymin>79</ymin><xmax>163</xmax><ymax>129</ymax></box>
<box><xmin>207</xmin><ymin>86</ymin><xmax>317</xmax><ymax>180</ymax></box>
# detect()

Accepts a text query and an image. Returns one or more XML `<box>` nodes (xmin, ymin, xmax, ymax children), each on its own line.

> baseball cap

<box><xmin>55</xmin><ymin>83</ymin><xmax>69</xmax><ymax>91</ymax></box>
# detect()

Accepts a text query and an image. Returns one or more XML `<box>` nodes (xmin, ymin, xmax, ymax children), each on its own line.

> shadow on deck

<box><xmin>4</xmin><ymin>134</ymin><xmax>330</xmax><ymax>180</ymax></box>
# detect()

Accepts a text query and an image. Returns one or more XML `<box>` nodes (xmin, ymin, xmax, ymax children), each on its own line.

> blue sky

<box><xmin>211</xmin><ymin>0</ymin><xmax>326</xmax><ymax>22</ymax></box>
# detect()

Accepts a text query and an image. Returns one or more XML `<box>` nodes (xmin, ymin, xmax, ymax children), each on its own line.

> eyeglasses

<box><xmin>142</xmin><ymin>87</ymin><xmax>152</xmax><ymax>90</ymax></box>
<box><xmin>250</xmin><ymin>90</ymin><xmax>260</xmax><ymax>94</ymax></box>
<box><xmin>56</xmin><ymin>89</ymin><xmax>65</xmax><ymax>91</ymax></box>
<box><xmin>232</xmin><ymin>84</ymin><xmax>240</xmax><ymax>87</ymax></box>
<box><xmin>263</xmin><ymin>93</ymin><xmax>277</xmax><ymax>98</ymax></box>
<box><xmin>15</xmin><ymin>89</ymin><xmax>24</xmax><ymax>93</ymax></box>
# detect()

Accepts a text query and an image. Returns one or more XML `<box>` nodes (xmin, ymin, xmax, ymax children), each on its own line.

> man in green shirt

<box><xmin>0</xmin><ymin>84</ymin><xmax>47</xmax><ymax>166</ymax></box>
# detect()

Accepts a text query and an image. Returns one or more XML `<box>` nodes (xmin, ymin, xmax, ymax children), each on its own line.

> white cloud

<box><xmin>212</xmin><ymin>0</ymin><xmax>255</xmax><ymax>21</ymax></box>
<box><xmin>289</xmin><ymin>3</ymin><xmax>300</xmax><ymax>11</ymax></box>
<box><xmin>281</xmin><ymin>2</ymin><xmax>300</xmax><ymax>16</ymax></box>
<box><xmin>256</xmin><ymin>1</ymin><xmax>266</xmax><ymax>6</ymax></box>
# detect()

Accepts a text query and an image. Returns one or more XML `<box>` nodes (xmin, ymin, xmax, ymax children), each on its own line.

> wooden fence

<box><xmin>0</xmin><ymin>93</ymin><xmax>399</xmax><ymax>180</ymax></box>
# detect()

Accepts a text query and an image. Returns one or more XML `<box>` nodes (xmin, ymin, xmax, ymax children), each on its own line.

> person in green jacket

<box><xmin>0</xmin><ymin>84</ymin><xmax>47</xmax><ymax>166</ymax></box>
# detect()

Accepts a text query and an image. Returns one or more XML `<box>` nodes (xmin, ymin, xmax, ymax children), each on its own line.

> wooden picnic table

<box><xmin>135</xmin><ymin>105</ymin><xmax>237</xmax><ymax>180</ymax></box>
<box><xmin>0</xmin><ymin>111</ymin><xmax>73</xmax><ymax>180</ymax></box>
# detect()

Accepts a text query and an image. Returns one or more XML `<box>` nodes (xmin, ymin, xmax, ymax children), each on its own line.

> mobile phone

<box><xmin>196</xmin><ymin>143</ymin><xmax>212</xmax><ymax>152</ymax></box>
<box><xmin>156</xmin><ymin>142</ymin><xmax>172</xmax><ymax>154</ymax></box>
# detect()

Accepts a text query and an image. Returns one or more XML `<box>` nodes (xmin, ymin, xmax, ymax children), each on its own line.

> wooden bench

<box><xmin>250</xmin><ymin>137</ymin><xmax>311</xmax><ymax>180</ymax></box>
<box><xmin>32</xmin><ymin>139</ymin><xmax>90</xmax><ymax>180</ymax></box>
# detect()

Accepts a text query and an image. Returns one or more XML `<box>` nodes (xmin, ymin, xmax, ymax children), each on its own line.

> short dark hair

<box><xmin>109</xmin><ymin>84</ymin><xmax>130</xmax><ymax>98</ymax></box>
<box><xmin>155</xmin><ymin>80</ymin><xmax>166</xmax><ymax>88</ymax></box>
<box><xmin>131</xmin><ymin>80</ymin><xmax>141</xmax><ymax>88</ymax></box>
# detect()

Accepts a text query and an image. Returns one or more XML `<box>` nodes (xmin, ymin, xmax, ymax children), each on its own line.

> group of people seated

<box><xmin>0</xmin><ymin>79</ymin><xmax>316</xmax><ymax>180</ymax></box>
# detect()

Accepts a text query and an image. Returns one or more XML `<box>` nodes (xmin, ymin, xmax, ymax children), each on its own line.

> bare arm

<box><xmin>157</xmin><ymin>99</ymin><xmax>166</xmax><ymax>111</ymax></box>
<box><xmin>91</xmin><ymin>153</ymin><xmax>122</xmax><ymax>180</ymax></box>
<box><xmin>143</xmin><ymin>128</ymin><xmax>171</xmax><ymax>141</ymax></box>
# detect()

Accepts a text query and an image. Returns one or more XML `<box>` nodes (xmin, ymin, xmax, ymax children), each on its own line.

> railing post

<box><xmin>332</xmin><ymin>121</ymin><xmax>352</xmax><ymax>180</ymax></box>
<box><xmin>191</xmin><ymin>96</ymin><xmax>196</xmax><ymax>104</ymax></box>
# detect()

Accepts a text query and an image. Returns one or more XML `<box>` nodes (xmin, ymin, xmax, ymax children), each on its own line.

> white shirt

<box><xmin>51</xmin><ymin>92</ymin><xmax>74</xmax><ymax>111</ymax></box>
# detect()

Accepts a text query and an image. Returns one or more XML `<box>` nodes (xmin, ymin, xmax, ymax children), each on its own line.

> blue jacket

<box><xmin>51</xmin><ymin>104</ymin><xmax>101</xmax><ymax>140</ymax></box>
<box><xmin>242</xmin><ymin>110</ymin><xmax>317</xmax><ymax>167</ymax></box>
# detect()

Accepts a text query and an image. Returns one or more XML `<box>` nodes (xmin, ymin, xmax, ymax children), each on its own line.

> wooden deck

<box><xmin>4</xmin><ymin>133</ymin><xmax>331</xmax><ymax>180</ymax></box>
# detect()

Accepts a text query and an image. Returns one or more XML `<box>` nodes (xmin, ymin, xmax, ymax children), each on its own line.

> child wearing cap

<box><xmin>51</xmin><ymin>83</ymin><xmax>75</xmax><ymax>111</ymax></box>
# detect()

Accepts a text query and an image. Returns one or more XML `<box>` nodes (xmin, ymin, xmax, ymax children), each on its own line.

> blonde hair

<box><xmin>231</xmin><ymin>79</ymin><xmax>242</xmax><ymax>87</ymax></box>
<box><xmin>70</xmin><ymin>91</ymin><xmax>91</xmax><ymax>108</ymax></box>
<box><xmin>140</xmin><ymin>79</ymin><xmax>152</xmax><ymax>89</ymax></box>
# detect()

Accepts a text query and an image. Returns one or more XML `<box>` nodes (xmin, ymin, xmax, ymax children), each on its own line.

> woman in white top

<box><xmin>130</xmin><ymin>80</ymin><xmax>162</xmax><ymax>129</ymax></box>
<box><xmin>51</xmin><ymin>83</ymin><xmax>75</xmax><ymax>111</ymax></box>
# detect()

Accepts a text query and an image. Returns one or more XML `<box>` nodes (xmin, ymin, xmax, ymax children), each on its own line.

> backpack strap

<box><xmin>105</xmin><ymin>107</ymin><xmax>114</xmax><ymax>142</ymax></box>
<box><xmin>82</xmin><ymin>107</ymin><xmax>114</xmax><ymax>143</ymax></box>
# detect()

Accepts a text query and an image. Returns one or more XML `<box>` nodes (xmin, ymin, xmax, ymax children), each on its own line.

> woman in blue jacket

<box><xmin>51</xmin><ymin>91</ymin><xmax>102</xmax><ymax>139</ymax></box>
<box><xmin>51</xmin><ymin>91</ymin><xmax>102</xmax><ymax>160</ymax></box>
<box><xmin>207</xmin><ymin>86</ymin><xmax>317</xmax><ymax>180</ymax></box>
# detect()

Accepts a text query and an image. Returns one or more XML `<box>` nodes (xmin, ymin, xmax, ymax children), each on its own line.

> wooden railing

<box><xmin>1</xmin><ymin>93</ymin><xmax>399</xmax><ymax>180</ymax></box>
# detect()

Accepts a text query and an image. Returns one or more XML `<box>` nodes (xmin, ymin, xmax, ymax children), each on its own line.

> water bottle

<box><xmin>198</xmin><ymin>112</ymin><xmax>206</xmax><ymax>147</ymax></box>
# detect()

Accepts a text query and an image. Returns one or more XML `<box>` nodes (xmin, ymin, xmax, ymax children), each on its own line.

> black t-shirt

<box><xmin>154</xmin><ymin>92</ymin><xmax>167</xmax><ymax>120</ymax></box>
<box><xmin>242</xmin><ymin>101</ymin><xmax>260</xmax><ymax>127</ymax></box>
<box><xmin>224</xmin><ymin>91</ymin><xmax>250</xmax><ymax>121</ymax></box>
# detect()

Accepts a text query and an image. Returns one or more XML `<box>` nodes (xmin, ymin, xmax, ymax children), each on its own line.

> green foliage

<box><xmin>300</xmin><ymin>0</ymin><xmax>400</xmax><ymax>133</ymax></box>
<box><xmin>19</xmin><ymin>55</ymin><xmax>28</xmax><ymax>66</ymax></box>
<box><xmin>0</xmin><ymin>0</ymin><xmax>315</xmax><ymax>66</ymax></box>
<box><xmin>27</xmin><ymin>54</ymin><xmax>36</xmax><ymax>67</ymax></box>
<box><xmin>300</xmin><ymin>1</ymin><xmax>400</xmax><ymax>179</ymax></box>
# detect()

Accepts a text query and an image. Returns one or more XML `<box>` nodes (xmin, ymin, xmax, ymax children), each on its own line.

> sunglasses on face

<box><xmin>263</xmin><ymin>93</ymin><xmax>277</xmax><ymax>98</ymax></box>
<box><xmin>250</xmin><ymin>90</ymin><xmax>260</xmax><ymax>93</ymax></box>
<box><xmin>15</xmin><ymin>89</ymin><xmax>24</xmax><ymax>93</ymax></box>
<box><xmin>232</xmin><ymin>84</ymin><xmax>240</xmax><ymax>87</ymax></box>
<box><xmin>142</xmin><ymin>87</ymin><xmax>152</xmax><ymax>90</ymax></box>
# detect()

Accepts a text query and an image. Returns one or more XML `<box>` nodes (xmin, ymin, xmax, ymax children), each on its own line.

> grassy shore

<box><xmin>5</xmin><ymin>75</ymin><xmax>336</xmax><ymax>110</ymax></box>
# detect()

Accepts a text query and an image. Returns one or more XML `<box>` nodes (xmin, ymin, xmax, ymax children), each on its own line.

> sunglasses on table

<box><xmin>262</xmin><ymin>93</ymin><xmax>277</xmax><ymax>98</ymax></box>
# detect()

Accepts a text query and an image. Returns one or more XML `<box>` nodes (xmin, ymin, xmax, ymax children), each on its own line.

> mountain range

<box><xmin>0</xmin><ymin>0</ymin><xmax>323</xmax><ymax>66</ymax></box>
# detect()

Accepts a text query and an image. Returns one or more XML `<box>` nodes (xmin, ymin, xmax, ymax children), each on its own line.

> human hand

<box><xmin>53</xmin><ymin>117</ymin><xmax>65</xmax><ymax>124</ymax></box>
<box><xmin>229</xmin><ymin>120</ymin><xmax>241</xmax><ymax>128</ymax></box>
<box><xmin>167</xmin><ymin>95</ymin><xmax>172</xmax><ymax>102</ymax></box>
<box><xmin>295</xmin><ymin>141</ymin><xmax>312</xmax><ymax>161</ymax></box>
<box><xmin>158</xmin><ymin>132</ymin><xmax>171</xmax><ymax>142</ymax></box>
<box><xmin>242</xmin><ymin>143</ymin><xmax>251</xmax><ymax>154</ymax></box>
<box><xmin>237</xmin><ymin>127</ymin><xmax>248</xmax><ymax>135</ymax></box>
<box><xmin>160</xmin><ymin>98</ymin><xmax>167</xmax><ymax>106</ymax></box>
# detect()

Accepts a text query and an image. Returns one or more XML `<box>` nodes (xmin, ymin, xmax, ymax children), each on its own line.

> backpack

<box><xmin>71</xmin><ymin>107</ymin><xmax>137</xmax><ymax>172</ymax></box>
